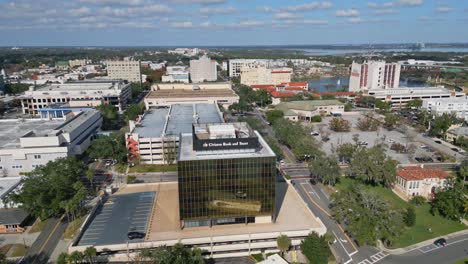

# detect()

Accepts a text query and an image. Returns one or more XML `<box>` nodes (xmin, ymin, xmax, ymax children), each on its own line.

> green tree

<box><xmin>124</xmin><ymin>102</ymin><xmax>145</xmax><ymax>122</ymax></box>
<box><xmin>329</xmin><ymin>117</ymin><xmax>350</xmax><ymax>132</ymax></box>
<box><xmin>8</xmin><ymin>157</ymin><xmax>85</xmax><ymax>219</ymax></box>
<box><xmin>344</xmin><ymin>102</ymin><xmax>353</xmax><ymax>112</ymax></box>
<box><xmin>138</xmin><ymin>243</ymin><xmax>204</xmax><ymax>264</ymax></box>
<box><xmin>130</xmin><ymin>82</ymin><xmax>143</xmax><ymax>97</ymax></box>
<box><xmin>410</xmin><ymin>195</ymin><xmax>426</xmax><ymax>206</ymax></box>
<box><xmin>347</xmin><ymin>146</ymin><xmax>397</xmax><ymax>187</ymax></box>
<box><xmin>429</xmin><ymin>113</ymin><xmax>454</xmax><ymax>137</ymax></box>
<box><xmin>86</xmin><ymin>169</ymin><xmax>95</xmax><ymax>192</ymax></box>
<box><xmin>228</xmin><ymin>100</ymin><xmax>252</xmax><ymax>113</ymax></box>
<box><xmin>403</xmin><ymin>206</ymin><xmax>416</xmax><ymax>227</ymax></box>
<box><xmin>406</xmin><ymin>99</ymin><xmax>423</xmax><ymax>109</ymax></box>
<box><xmin>431</xmin><ymin>178</ymin><xmax>465</xmax><ymax>221</ymax></box>
<box><xmin>5</xmin><ymin>83</ymin><xmax>30</xmax><ymax>94</ymax></box>
<box><xmin>300</xmin><ymin>232</ymin><xmax>331</xmax><ymax>264</ymax></box>
<box><xmin>254</xmin><ymin>89</ymin><xmax>272</xmax><ymax>106</ymax></box>
<box><xmin>322</xmin><ymin>232</ymin><xmax>336</xmax><ymax>245</ymax></box>
<box><xmin>96</xmin><ymin>104</ymin><xmax>118</xmax><ymax>130</ymax></box>
<box><xmin>86</xmin><ymin>132</ymin><xmax>127</xmax><ymax>163</ymax></box>
<box><xmin>265</xmin><ymin>110</ymin><xmax>284</xmax><ymax>124</ymax></box>
<box><xmin>309</xmin><ymin>155</ymin><xmax>341</xmax><ymax>185</ymax></box>
<box><xmin>356</xmin><ymin>114</ymin><xmax>380</xmax><ymax>131</ymax></box>
<box><xmin>311</xmin><ymin>115</ymin><xmax>322</xmax><ymax>122</ymax></box>
<box><xmin>57</xmin><ymin>252</ymin><xmax>69</xmax><ymax>264</ymax></box>
<box><xmin>457</xmin><ymin>159</ymin><xmax>468</xmax><ymax>184</ymax></box>
<box><xmin>384</xmin><ymin>113</ymin><xmax>400</xmax><ymax>130</ymax></box>
<box><xmin>69</xmin><ymin>251</ymin><xmax>84</xmax><ymax>264</ymax></box>
<box><xmin>162</xmin><ymin>136</ymin><xmax>177</xmax><ymax>165</ymax></box>
<box><xmin>276</xmin><ymin>234</ymin><xmax>291</xmax><ymax>256</ymax></box>
<box><xmin>0</xmin><ymin>252</ymin><xmax>6</xmax><ymax>264</ymax></box>
<box><xmin>238</xmin><ymin>116</ymin><xmax>266</xmax><ymax>131</ymax></box>
<box><xmin>375</xmin><ymin>100</ymin><xmax>392</xmax><ymax>112</ymax></box>
<box><xmin>336</xmin><ymin>143</ymin><xmax>358</xmax><ymax>164</ymax></box>
<box><xmin>84</xmin><ymin>246</ymin><xmax>97</xmax><ymax>264</ymax></box>
<box><xmin>265</xmin><ymin>136</ymin><xmax>284</xmax><ymax>160</ymax></box>
<box><xmin>331</xmin><ymin>183</ymin><xmax>404</xmax><ymax>246</ymax></box>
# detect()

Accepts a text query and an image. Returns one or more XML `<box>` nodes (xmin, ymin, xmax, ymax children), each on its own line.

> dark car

<box><xmin>127</xmin><ymin>232</ymin><xmax>145</xmax><ymax>240</ymax></box>
<box><xmin>434</xmin><ymin>140</ymin><xmax>442</xmax><ymax>144</ymax></box>
<box><xmin>310</xmin><ymin>178</ymin><xmax>317</xmax><ymax>185</ymax></box>
<box><xmin>434</xmin><ymin>238</ymin><xmax>447</xmax><ymax>247</ymax></box>
<box><xmin>451</xmin><ymin>147</ymin><xmax>459</xmax><ymax>152</ymax></box>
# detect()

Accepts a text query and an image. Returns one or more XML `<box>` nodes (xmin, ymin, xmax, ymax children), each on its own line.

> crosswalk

<box><xmin>357</xmin><ymin>252</ymin><xmax>389</xmax><ymax>264</ymax></box>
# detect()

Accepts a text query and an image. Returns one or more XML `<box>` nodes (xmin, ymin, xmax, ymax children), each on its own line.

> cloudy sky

<box><xmin>0</xmin><ymin>0</ymin><xmax>467</xmax><ymax>46</ymax></box>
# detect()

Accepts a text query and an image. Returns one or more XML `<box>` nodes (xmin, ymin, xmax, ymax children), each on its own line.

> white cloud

<box><xmin>170</xmin><ymin>21</ymin><xmax>193</xmax><ymax>28</ymax></box>
<box><xmin>282</xmin><ymin>1</ymin><xmax>333</xmax><ymax>12</ymax></box>
<box><xmin>69</xmin><ymin>7</ymin><xmax>91</xmax><ymax>16</ymax></box>
<box><xmin>79</xmin><ymin>0</ymin><xmax>145</xmax><ymax>5</ymax></box>
<box><xmin>371</xmin><ymin>8</ymin><xmax>399</xmax><ymax>14</ymax></box>
<box><xmin>274</xmin><ymin>12</ymin><xmax>304</xmax><ymax>19</ymax></box>
<box><xmin>281</xmin><ymin>19</ymin><xmax>328</xmax><ymax>25</ymax></box>
<box><xmin>169</xmin><ymin>0</ymin><xmax>226</xmax><ymax>5</ymax></box>
<box><xmin>348</xmin><ymin>17</ymin><xmax>385</xmax><ymax>24</ymax></box>
<box><xmin>259</xmin><ymin>6</ymin><xmax>273</xmax><ymax>12</ymax></box>
<box><xmin>369</xmin><ymin>0</ymin><xmax>423</xmax><ymax>8</ymax></box>
<box><xmin>334</xmin><ymin>9</ymin><xmax>360</xmax><ymax>17</ymax></box>
<box><xmin>436</xmin><ymin>6</ymin><xmax>453</xmax><ymax>13</ymax></box>
<box><xmin>199</xmin><ymin>6</ymin><xmax>237</xmax><ymax>15</ymax></box>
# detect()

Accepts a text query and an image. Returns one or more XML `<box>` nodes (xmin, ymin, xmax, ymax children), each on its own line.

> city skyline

<box><xmin>0</xmin><ymin>0</ymin><xmax>467</xmax><ymax>46</ymax></box>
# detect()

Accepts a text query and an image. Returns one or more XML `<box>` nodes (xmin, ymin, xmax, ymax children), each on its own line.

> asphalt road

<box><xmin>132</xmin><ymin>171</ymin><xmax>178</xmax><ymax>183</ymax></box>
<box><xmin>22</xmin><ymin>216</ymin><xmax>68</xmax><ymax>264</ymax></box>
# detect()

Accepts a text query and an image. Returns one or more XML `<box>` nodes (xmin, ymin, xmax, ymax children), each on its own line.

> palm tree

<box><xmin>69</xmin><ymin>251</ymin><xmax>84</xmax><ymax>264</ymax></box>
<box><xmin>276</xmin><ymin>234</ymin><xmax>291</xmax><ymax>256</ymax></box>
<box><xmin>86</xmin><ymin>169</ymin><xmax>95</xmax><ymax>192</ymax></box>
<box><xmin>57</xmin><ymin>252</ymin><xmax>69</xmax><ymax>264</ymax></box>
<box><xmin>84</xmin><ymin>246</ymin><xmax>97</xmax><ymax>264</ymax></box>
<box><xmin>323</xmin><ymin>232</ymin><xmax>336</xmax><ymax>245</ymax></box>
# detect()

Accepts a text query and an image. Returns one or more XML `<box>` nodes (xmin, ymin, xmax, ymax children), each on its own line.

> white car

<box><xmin>388</xmin><ymin>139</ymin><xmax>395</xmax><ymax>143</ymax></box>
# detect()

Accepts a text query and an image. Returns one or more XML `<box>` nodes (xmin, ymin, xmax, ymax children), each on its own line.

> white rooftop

<box><xmin>0</xmin><ymin>177</ymin><xmax>21</xmax><ymax>200</ymax></box>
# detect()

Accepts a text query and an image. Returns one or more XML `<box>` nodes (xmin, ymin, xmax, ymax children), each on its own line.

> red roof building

<box><xmin>394</xmin><ymin>166</ymin><xmax>451</xmax><ymax>199</ymax></box>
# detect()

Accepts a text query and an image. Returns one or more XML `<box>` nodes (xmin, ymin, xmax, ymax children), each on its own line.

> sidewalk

<box><xmin>378</xmin><ymin>229</ymin><xmax>468</xmax><ymax>255</ymax></box>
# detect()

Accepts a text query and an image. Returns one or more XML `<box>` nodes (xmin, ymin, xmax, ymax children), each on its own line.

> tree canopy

<box><xmin>309</xmin><ymin>155</ymin><xmax>341</xmax><ymax>185</ymax></box>
<box><xmin>429</xmin><ymin>113</ymin><xmax>454</xmax><ymax>137</ymax></box>
<box><xmin>86</xmin><ymin>132</ymin><xmax>127</xmax><ymax>163</ymax></box>
<box><xmin>300</xmin><ymin>232</ymin><xmax>331</xmax><ymax>264</ymax></box>
<box><xmin>139</xmin><ymin>243</ymin><xmax>204</xmax><ymax>264</ymax></box>
<box><xmin>431</xmin><ymin>178</ymin><xmax>465</xmax><ymax>221</ymax></box>
<box><xmin>8</xmin><ymin>157</ymin><xmax>85</xmax><ymax>219</ymax></box>
<box><xmin>96</xmin><ymin>104</ymin><xmax>118</xmax><ymax>130</ymax></box>
<box><xmin>124</xmin><ymin>102</ymin><xmax>145</xmax><ymax>122</ymax></box>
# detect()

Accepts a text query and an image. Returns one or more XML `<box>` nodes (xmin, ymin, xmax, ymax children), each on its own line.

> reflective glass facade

<box><xmin>178</xmin><ymin>156</ymin><xmax>276</xmax><ymax>227</ymax></box>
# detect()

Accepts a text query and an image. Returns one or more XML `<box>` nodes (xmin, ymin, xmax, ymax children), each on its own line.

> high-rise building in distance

<box><xmin>349</xmin><ymin>60</ymin><xmax>400</xmax><ymax>92</ymax></box>
<box><xmin>106</xmin><ymin>59</ymin><xmax>141</xmax><ymax>83</ymax></box>
<box><xmin>190</xmin><ymin>55</ymin><xmax>217</xmax><ymax>83</ymax></box>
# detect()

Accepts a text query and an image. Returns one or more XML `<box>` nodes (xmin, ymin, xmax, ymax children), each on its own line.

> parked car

<box><xmin>451</xmin><ymin>147</ymin><xmax>459</xmax><ymax>152</ymax></box>
<box><xmin>127</xmin><ymin>232</ymin><xmax>145</xmax><ymax>240</ymax></box>
<box><xmin>310</xmin><ymin>178</ymin><xmax>317</xmax><ymax>185</ymax></box>
<box><xmin>357</xmin><ymin>141</ymin><xmax>368</xmax><ymax>146</ymax></box>
<box><xmin>434</xmin><ymin>140</ymin><xmax>442</xmax><ymax>144</ymax></box>
<box><xmin>434</xmin><ymin>238</ymin><xmax>447</xmax><ymax>247</ymax></box>
<box><xmin>388</xmin><ymin>139</ymin><xmax>395</xmax><ymax>143</ymax></box>
<box><xmin>311</xmin><ymin>132</ymin><xmax>320</xmax><ymax>136</ymax></box>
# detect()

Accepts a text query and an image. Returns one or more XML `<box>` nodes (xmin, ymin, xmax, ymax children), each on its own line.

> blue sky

<box><xmin>0</xmin><ymin>0</ymin><xmax>467</xmax><ymax>46</ymax></box>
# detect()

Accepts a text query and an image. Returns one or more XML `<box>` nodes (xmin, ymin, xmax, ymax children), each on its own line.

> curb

<box><xmin>378</xmin><ymin>229</ymin><xmax>468</xmax><ymax>255</ymax></box>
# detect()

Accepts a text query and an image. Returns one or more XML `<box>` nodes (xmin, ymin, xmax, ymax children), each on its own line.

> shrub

<box><xmin>311</xmin><ymin>115</ymin><xmax>322</xmax><ymax>122</ymax></box>
<box><xmin>410</xmin><ymin>195</ymin><xmax>426</xmax><ymax>206</ymax></box>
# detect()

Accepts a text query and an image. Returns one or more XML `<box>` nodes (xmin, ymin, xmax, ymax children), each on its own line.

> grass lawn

<box><xmin>251</xmin><ymin>253</ymin><xmax>264</xmax><ymax>262</ymax></box>
<box><xmin>63</xmin><ymin>217</ymin><xmax>85</xmax><ymax>240</ymax></box>
<box><xmin>9</xmin><ymin>244</ymin><xmax>28</xmax><ymax>257</ymax></box>
<box><xmin>29</xmin><ymin>218</ymin><xmax>48</xmax><ymax>233</ymax></box>
<box><xmin>452</xmin><ymin>258</ymin><xmax>468</xmax><ymax>264</ymax></box>
<box><xmin>334</xmin><ymin>177</ymin><xmax>467</xmax><ymax>248</ymax></box>
<box><xmin>128</xmin><ymin>164</ymin><xmax>177</xmax><ymax>173</ymax></box>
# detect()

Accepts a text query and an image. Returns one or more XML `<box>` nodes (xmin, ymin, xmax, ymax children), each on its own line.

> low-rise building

<box><xmin>0</xmin><ymin>110</ymin><xmax>102</xmax><ymax>176</ymax></box>
<box><xmin>126</xmin><ymin>103</ymin><xmax>223</xmax><ymax>165</ymax></box>
<box><xmin>0</xmin><ymin>177</ymin><xmax>22</xmax><ymax>208</ymax></box>
<box><xmin>145</xmin><ymin>83</ymin><xmax>239</xmax><ymax>109</ymax></box>
<box><xmin>394</xmin><ymin>166</ymin><xmax>450</xmax><ymax>200</ymax></box>
<box><xmin>240</xmin><ymin>66</ymin><xmax>292</xmax><ymax>86</ymax></box>
<box><xmin>0</xmin><ymin>208</ymin><xmax>29</xmax><ymax>234</ymax></box>
<box><xmin>276</xmin><ymin>100</ymin><xmax>345</xmax><ymax>121</ymax></box>
<box><xmin>55</xmin><ymin>61</ymin><xmax>70</xmax><ymax>71</ymax></box>
<box><xmin>18</xmin><ymin>80</ymin><xmax>132</xmax><ymax>115</ymax></box>
<box><xmin>366</xmin><ymin>86</ymin><xmax>465</xmax><ymax>108</ymax></box>
<box><xmin>445</xmin><ymin>126</ymin><xmax>468</xmax><ymax>143</ymax></box>
<box><xmin>422</xmin><ymin>96</ymin><xmax>468</xmax><ymax>120</ymax></box>
<box><xmin>162</xmin><ymin>66</ymin><xmax>190</xmax><ymax>83</ymax></box>
<box><xmin>106</xmin><ymin>59</ymin><xmax>141</xmax><ymax>83</ymax></box>
<box><xmin>69</xmin><ymin>59</ymin><xmax>87</xmax><ymax>68</ymax></box>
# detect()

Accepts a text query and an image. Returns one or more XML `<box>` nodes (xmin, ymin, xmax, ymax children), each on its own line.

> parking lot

<box><xmin>77</xmin><ymin>191</ymin><xmax>156</xmax><ymax>246</ymax></box>
<box><xmin>307</xmin><ymin>114</ymin><xmax>450</xmax><ymax>164</ymax></box>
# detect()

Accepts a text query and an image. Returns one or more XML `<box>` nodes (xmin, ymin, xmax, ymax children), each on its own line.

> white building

<box><xmin>240</xmin><ymin>66</ymin><xmax>292</xmax><ymax>86</ymax></box>
<box><xmin>126</xmin><ymin>103</ymin><xmax>223</xmax><ymax>165</ymax></box>
<box><xmin>18</xmin><ymin>80</ymin><xmax>132</xmax><ymax>115</ymax></box>
<box><xmin>0</xmin><ymin>110</ymin><xmax>102</xmax><ymax>176</ymax></box>
<box><xmin>162</xmin><ymin>66</ymin><xmax>190</xmax><ymax>83</ymax></box>
<box><xmin>69</xmin><ymin>59</ymin><xmax>87</xmax><ymax>68</ymax></box>
<box><xmin>168</xmin><ymin>48</ymin><xmax>200</xmax><ymax>57</ymax></box>
<box><xmin>366</xmin><ymin>86</ymin><xmax>465</xmax><ymax>108</ymax></box>
<box><xmin>106</xmin><ymin>59</ymin><xmax>141</xmax><ymax>83</ymax></box>
<box><xmin>190</xmin><ymin>55</ymin><xmax>217</xmax><ymax>83</ymax></box>
<box><xmin>349</xmin><ymin>60</ymin><xmax>400</xmax><ymax>92</ymax></box>
<box><xmin>229</xmin><ymin>59</ymin><xmax>263</xmax><ymax>77</ymax></box>
<box><xmin>394</xmin><ymin>166</ymin><xmax>449</xmax><ymax>200</ymax></box>
<box><xmin>422</xmin><ymin>96</ymin><xmax>468</xmax><ymax>120</ymax></box>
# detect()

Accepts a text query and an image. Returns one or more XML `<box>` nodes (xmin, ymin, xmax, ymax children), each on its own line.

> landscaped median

<box><xmin>128</xmin><ymin>164</ymin><xmax>177</xmax><ymax>173</ymax></box>
<box><xmin>334</xmin><ymin>178</ymin><xmax>467</xmax><ymax>248</ymax></box>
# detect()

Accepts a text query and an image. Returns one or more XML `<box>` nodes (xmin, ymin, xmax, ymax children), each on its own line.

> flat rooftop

<box><xmin>369</xmin><ymin>86</ymin><xmax>464</xmax><ymax>96</ymax></box>
<box><xmin>132</xmin><ymin>104</ymin><xmax>223</xmax><ymax>138</ymax></box>
<box><xmin>0</xmin><ymin>177</ymin><xmax>21</xmax><ymax>199</ymax></box>
<box><xmin>30</xmin><ymin>81</ymin><xmax>128</xmax><ymax>92</ymax></box>
<box><xmin>0</xmin><ymin>119</ymin><xmax>63</xmax><ymax>149</ymax></box>
<box><xmin>147</xmin><ymin>89</ymin><xmax>237</xmax><ymax>98</ymax></box>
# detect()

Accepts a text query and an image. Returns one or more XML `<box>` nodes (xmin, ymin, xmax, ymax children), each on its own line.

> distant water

<box><xmin>308</xmin><ymin>77</ymin><xmax>426</xmax><ymax>93</ymax></box>
<box><xmin>296</xmin><ymin>48</ymin><xmax>468</xmax><ymax>56</ymax></box>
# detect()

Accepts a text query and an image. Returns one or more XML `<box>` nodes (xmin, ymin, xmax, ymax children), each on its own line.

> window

<box><xmin>34</xmin><ymin>155</ymin><xmax>41</xmax><ymax>159</ymax></box>
<box><xmin>12</xmin><ymin>165</ymin><xmax>23</xmax><ymax>169</ymax></box>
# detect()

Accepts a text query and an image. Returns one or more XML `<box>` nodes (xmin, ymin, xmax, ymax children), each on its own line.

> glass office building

<box><xmin>178</xmin><ymin>123</ymin><xmax>277</xmax><ymax>228</ymax></box>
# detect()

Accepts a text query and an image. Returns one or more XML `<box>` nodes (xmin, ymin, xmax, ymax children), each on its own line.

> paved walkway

<box><xmin>378</xmin><ymin>229</ymin><xmax>468</xmax><ymax>255</ymax></box>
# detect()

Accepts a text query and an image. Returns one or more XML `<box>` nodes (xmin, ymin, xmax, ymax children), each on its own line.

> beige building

<box><xmin>69</xmin><ymin>59</ymin><xmax>87</xmax><ymax>68</ymax></box>
<box><xmin>276</xmin><ymin>100</ymin><xmax>345</xmax><ymax>122</ymax></box>
<box><xmin>190</xmin><ymin>55</ymin><xmax>217</xmax><ymax>83</ymax></box>
<box><xmin>240</xmin><ymin>67</ymin><xmax>292</xmax><ymax>86</ymax></box>
<box><xmin>394</xmin><ymin>166</ymin><xmax>450</xmax><ymax>200</ymax></box>
<box><xmin>106</xmin><ymin>59</ymin><xmax>141</xmax><ymax>83</ymax></box>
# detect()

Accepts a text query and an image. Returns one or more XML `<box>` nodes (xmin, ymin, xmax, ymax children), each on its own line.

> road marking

<box><xmin>300</xmin><ymin>184</ymin><xmax>331</xmax><ymax>217</ymax></box>
<box><xmin>358</xmin><ymin>252</ymin><xmax>389</xmax><ymax>264</ymax></box>
<box><xmin>417</xmin><ymin>237</ymin><xmax>468</xmax><ymax>253</ymax></box>
<box><xmin>332</xmin><ymin>230</ymin><xmax>351</xmax><ymax>256</ymax></box>
<box><xmin>36</xmin><ymin>215</ymin><xmax>64</xmax><ymax>257</ymax></box>
<box><xmin>320</xmin><ymin>188</ymin><xmax>330</xmax><ymax>199</ymax></box>
<box><xmin>308</xmin><ymin>191</ymin><xmax>322</xmax><ymax>200</ymax></box>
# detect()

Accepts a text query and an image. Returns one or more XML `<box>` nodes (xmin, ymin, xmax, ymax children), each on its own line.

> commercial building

<box><xmin>240</xmin><ymin>67</ymin><xmax>292</xmax><ymax>86</ymax></box>
<box><xmin>178</xmin><ymin>122</ymin><xmax>277</xmax><ymax>228</ymax></box>
<box><xmin>0</xmin><ymin>110</ymin><xmax>102</xmax><ymax>176</ymax></box>
<box><xmin>18</xmin><ymin>80</ymin><xmax>132</xmax><ymax>115</ymax></box>
<box><xmin>229</xmin><ymin>59</ymin><xmax>290</xmax><ymax>77</ymax></box>
<box><xmin>349</xmin><ymin>60</ymin><xmax>400</xmax><ymax>92</ymax></box>
<box><xmin>145</xmin><ymin>83</ymin><xmax>239</xmax><ymax>109</ymax></box>
<box><xmin>126</xmin><ymin>103</ymin><xmax>223</xmax><ymax>165</ymax></box>
<box><xmin>106</xmin><ymin>59</ymin><xmax>141</xmax><ymax>83</ymax></box>
<box><xmin>422</xmin><ymin>96</ymin><xmax>468</xmax><ymax>120</ymax></box>
<box><xmin>161</xmin><ymin>66</ymin><xmax>190</xmax><ymax>83</ymax></box>
<box><xmin>276</xmin><ymin>100</ymin><xmax>345</xmax><ymax>121</ymax></box>
<box><xmin>251</xmin><ymin>82</ymin><xmax>308</xmax><ymax>105</ymax></box>
<box><xmin>190</xmin><ymin>55</ymin><xmax>217</xmax><ymax>83</ymax></box>
<box><xmin>394</xmin><ymin>166</ymin><xmax>450</xmax><ymax>200</ymax></box>
<box><xmin>69</xmin><ymin>59</ymin><xmax>87</xmax><ymax>68</ymax></box>
<box><xmin>168</xmin><ymin>48</ymin><xmax>201</xmax><ymax>57</ymax></box>
<box><xmin>366</xmin><ymin>86</ymin><xmax>465</xmax><ymax>108</ymax></box>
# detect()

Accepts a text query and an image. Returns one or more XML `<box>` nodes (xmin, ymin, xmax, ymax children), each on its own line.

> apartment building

<box><xmin>18</xmin><ymin>80</ymin><xmax>132</xmax><ymax>115</ymax></box>
<box><xmin>126</xmin><ymin>103</ymin><xmax>223</xmax><ymax>165</ymax></box>
<box><xmin>0</xmin><ymin>110</ymin><xmax>102</xmax><ymax>176</ymax></box>
<box><xmin>106</xmin><ymin>59</ymin><xmax>141</xmax><ymax>83</ymax></box>
<box><xmin>349</xmin><ymin>60</ymin><xmax>400</xmax><ymax>92</ymax></box>
<box><xmin>190</xmin><ymin>55</ymin><xmax>217</xmax><ymax>83</ymax></box>
<box><xmin>240</xmin><ymin>67</ymin><xmax>292</xmax><ymax>86</ymax></box>
<box><xmin>422</xmin><ymin>96</ymin><xmax>468</xmax><ymax>120</ymax></box>
<box><xmin>162</xmin><ymin>66</ymin><xmax>190</xmax><ymax>83</ymax></box>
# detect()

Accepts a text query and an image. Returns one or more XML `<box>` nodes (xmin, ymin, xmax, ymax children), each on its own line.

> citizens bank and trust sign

<box><xmin>193</xmin><ymin>137</ymin><xmax>260</xmax><ymax>151</ymax></box>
